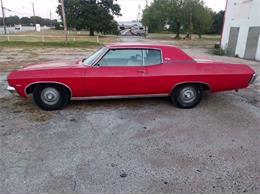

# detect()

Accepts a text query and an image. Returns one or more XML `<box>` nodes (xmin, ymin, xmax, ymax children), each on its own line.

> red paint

<box><xmin>7</xmin><ymin>44</ymin><xmax>255</xmax><ymax>98</ymax></box>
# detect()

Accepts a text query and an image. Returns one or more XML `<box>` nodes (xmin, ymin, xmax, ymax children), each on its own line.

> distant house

<box><xmin>221</xmin><ymin>0</ymin><xmax>260</xmax><ymax>60</ymax></box>
<box><xmin>118</xmin><ymin>21</ymin><xmax>146</xmax><ymax>36</ymax></box>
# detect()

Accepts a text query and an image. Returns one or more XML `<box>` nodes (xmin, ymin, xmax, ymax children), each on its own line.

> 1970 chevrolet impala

<box><xmin>7</xmin><ymin>43</ymin><xmax>257</xmax><ymax>111</ymax></box>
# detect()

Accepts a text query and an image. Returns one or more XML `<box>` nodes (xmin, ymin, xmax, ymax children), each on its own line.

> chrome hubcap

<box><xmin>180</xmin><ymin>87</ymin><xmax>196</xmax><ymax>103</ymax></box>
<box><xmin>41</xmin><ymin>87</ymin><xmax>60</xmax><ymax>105</ymax></box>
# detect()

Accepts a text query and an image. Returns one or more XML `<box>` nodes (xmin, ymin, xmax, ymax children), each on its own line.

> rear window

<box><xmin>143</xmin><ymin>49</ymin><xmax>162</xmax><ymax>65</ymax></box>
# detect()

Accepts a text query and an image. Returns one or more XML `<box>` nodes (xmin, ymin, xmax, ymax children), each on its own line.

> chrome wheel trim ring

<box><xmin>40</xmin><ymin>87</ymin><xmax>60</xmax><ymax>105</ymax></box>
<box><xmin>179</xmin><ymin>87</ymin><xmax>197</xmax><ymax>104</ymax></box>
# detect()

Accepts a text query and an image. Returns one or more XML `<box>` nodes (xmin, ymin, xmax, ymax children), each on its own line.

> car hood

<box><xmin>21</xmin><ymin>60</ymin><xmax>85</xmax><ymax>70</ymax></box>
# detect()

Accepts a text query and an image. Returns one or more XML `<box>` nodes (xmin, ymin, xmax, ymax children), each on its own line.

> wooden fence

<box><xmin>0</xmin><ymin>34</ymin><xmax>100</xmax><ymax>43</ymax></box>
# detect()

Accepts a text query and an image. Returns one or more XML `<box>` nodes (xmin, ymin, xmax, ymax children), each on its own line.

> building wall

<box><xmin>221</xmin><ymin>0</ymin><xmax>260</xmax><ymax>60</ymax></box>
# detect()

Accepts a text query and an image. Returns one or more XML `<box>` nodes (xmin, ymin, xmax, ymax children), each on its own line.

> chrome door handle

<box><xmin>136</xmin><ymin>70</ymin><xmax>145</xmax><ymax>73</ymax></box>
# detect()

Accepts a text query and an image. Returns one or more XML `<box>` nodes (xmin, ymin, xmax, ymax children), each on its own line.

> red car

<box><xmin>7</xmin><ymin>43</ymin><xmax>257</xmax><ymax>111</ymax></box>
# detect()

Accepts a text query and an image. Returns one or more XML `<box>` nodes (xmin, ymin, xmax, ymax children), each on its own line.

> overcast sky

<box><xmin>1</xmin><ymin>0</ymin><xmax>226</xmax><ymax>21</ymax></box>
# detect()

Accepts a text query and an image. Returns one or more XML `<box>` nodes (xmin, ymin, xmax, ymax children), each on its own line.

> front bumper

<box><xmin>7</xmin><ymin>85</ymin><xmax>19</xmax><ymax>96</ymax></box>
<box><xmin>250</xmin><ymin>73</ymin><xmax>257</xmax><ymax>84</ymax></box>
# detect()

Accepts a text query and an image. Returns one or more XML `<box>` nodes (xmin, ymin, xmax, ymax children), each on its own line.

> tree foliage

<box><xmin>0</xmin><ymin>15</ymin><xmax>58</xmax><ymax>26</ymax></box>
<box><xmin>211</xmin><ymin>11</ymin><xmax>225</xmax><ymax>34</ymax></box>
<box><xmin>57</xmin><ymin>0</ymin><xmax>121</xmax><ymax>36</ymax></box>
<box><xmin>142</xmin><ymin>0</ymin><xmax>218</xmax><ymax>38</ymax></box>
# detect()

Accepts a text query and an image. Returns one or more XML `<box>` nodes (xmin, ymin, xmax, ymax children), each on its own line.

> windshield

<box><xmin>82</xmin><ymin>47</ymin><xmax>108</xmax><ymax>65</ymax></box>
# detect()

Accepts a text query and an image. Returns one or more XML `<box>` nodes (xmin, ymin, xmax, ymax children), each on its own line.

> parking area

<box><xmin>0</xmin><ymin>38</ymin><xmax>259</xmax><ymax>193</ymax></box>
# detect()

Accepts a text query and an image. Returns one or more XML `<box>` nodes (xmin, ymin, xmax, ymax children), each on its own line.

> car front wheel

<box><xmin>171</xmin><ymin>85</ymin><xmax>202</xmax><ymax>108</ymax></box>
<box><xmin>33</xmin><ymin>84</ymin><xmax>69</xmax><ymax>111</ymax></box>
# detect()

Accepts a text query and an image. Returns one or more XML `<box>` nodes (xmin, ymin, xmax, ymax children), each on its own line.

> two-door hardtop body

<box><xmin>7</xmin><ymin>43</ymin><xmax>256</xmax><ymax>110</ymax></box>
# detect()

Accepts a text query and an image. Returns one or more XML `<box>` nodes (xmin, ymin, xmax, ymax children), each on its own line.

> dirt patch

<box><xmin>0</xmin><ymin>47</ymin><xmax>97</xmax><ymax>72</ymax></box>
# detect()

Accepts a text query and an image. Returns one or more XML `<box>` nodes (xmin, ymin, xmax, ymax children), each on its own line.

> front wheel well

<box><xmin>25</xmin><ymin>83</ymin><xmax>72</xmax><ymax>98</ymax></box>
<box><xmin>171</xmin><ymin>82</ymin><xmax>211</xmax><ymax>94</ymax></box>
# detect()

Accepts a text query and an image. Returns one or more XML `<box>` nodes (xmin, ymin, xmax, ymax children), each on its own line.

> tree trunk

<box><xmin>175</xmin><ymin>21</ymin><xmax>181</xmax><ymax>39</ymax></box>
<box><xmin>186</xmin><ymin>33</ymin><xmax>191</xmax><ymax>39</ymax></box>
<box><xmin>89</xmin><ymin>27</ymin><xmax>94</xmax><ymax>36</ymax></box>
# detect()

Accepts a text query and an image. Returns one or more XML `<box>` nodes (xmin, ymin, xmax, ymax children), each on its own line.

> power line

<box><xmin>4</xmin><ymin>7</ymin><xmax>31</xmax><ymax>16</ymax></box>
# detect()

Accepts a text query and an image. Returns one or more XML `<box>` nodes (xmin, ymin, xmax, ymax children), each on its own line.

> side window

<box><xmin>143</xmin><ymin>49</ymin><xmax>162</xmax><ymax>65</ymax></box>
<box><xmin>98</xmin><ymin>49</ymin><xmax>143</xmax><ymax>66</ymax></box>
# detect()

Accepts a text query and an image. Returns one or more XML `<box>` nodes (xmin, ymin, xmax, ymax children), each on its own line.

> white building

<box><xmin>221</xmin><ymin>0</ymin><xmax>260</xmax><ymax>60</ymax></box>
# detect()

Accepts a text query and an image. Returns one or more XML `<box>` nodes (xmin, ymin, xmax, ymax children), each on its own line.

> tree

<box><xmin>20</xmin><ymin>17</ymin><xmax>31</xmax><ymax>26</ymax></box>
<box><xmin>166</xmin><ymin>0</ymin><xmax>183</xmax><ymax>39</ymax></box>
<box><xmin>30</xmin><ymin>16</ymin><xmax>45</xmax><ymax>26</ymax></box>
<box><xmin>5</xmin><ymin>15</ymin><xmax>20</xmax><ymax>26</ymax></box>
<box><xmin>142</xmin><ymin>0</ymin><xmax>169</xmax><ymax>33</ymax></box>
<box><xmin>142</xmin><ymin>0</ymin><xmax>214</xmax><ymax>38</ymax></box>
<box><xmin>57</xmin><ymin>0</ymin><xmax>121</xmax><ymax>36</ymax></box>
<box><xmin>181</xmin><ymin>0</ymin><xmax>213</xmax><ymax>38</ymax></box>
<box><xmin>211</xmin><ymin>11</ymin><xmax>225</xmax><ymax>34</ymax></box>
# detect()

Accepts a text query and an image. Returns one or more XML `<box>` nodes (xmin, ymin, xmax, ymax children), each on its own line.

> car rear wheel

<box><xmin>171</xmin><ymin>84</ymin><xmax>202</xmax><ymax>108</ymax></box>
<box><xmin>33</xmin><ymin>84</ymin><xmax>69</xmax><ymax>111</ymax></box>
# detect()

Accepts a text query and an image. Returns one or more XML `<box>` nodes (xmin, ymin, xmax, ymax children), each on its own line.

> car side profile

<box><xmin>7</xmin><ymin>43</ymin><xmax>257</xmax><ymax>111</ymax></box>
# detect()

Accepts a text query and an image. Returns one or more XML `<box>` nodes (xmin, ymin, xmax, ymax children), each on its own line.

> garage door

<box><xmin>244</xmin><ymin>27</ymin><xmax>260</xmax><ymax>60</ymax></box>
<box><xmin>226</xmin><ymin>27</ymin><xmax>240</xmax><ymax>56</ymax></box>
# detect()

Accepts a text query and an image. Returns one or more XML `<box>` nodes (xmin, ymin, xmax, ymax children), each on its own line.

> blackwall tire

<box><xmin>33</xmin><ymin>84</ymin><xmax>69</xmax><ymax>111</ymax></box>
<box><xmin>171</xmin><ymin>85</ymin><xmax>202</xmax><ymax>109</ymax></box>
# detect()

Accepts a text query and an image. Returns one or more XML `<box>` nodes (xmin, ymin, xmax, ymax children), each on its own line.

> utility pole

<box><xmin>137</xmin><ymin>4</ymin><xmax>141</xmax><ymax>22</ymax></box>
<box><xmin>145</xmin><ymin>0</ymin><xmax>148</xmax><ymax>36</ymax></box>
<box><xmin>31</xmin><ymin>2</ymin><xmax>36</xmax><ymax>31</ymax></box>
<box><xmin>50</xmin><ymin>10</ymin><xmax>52</xmax><ymax>27</ymax></box>
<box><xmin>31</xmin><ymin>2</ymin><xmax>35</xmax><ymax>16</ymax></box>
<box><xmin>0</xmin><ymin>0</ymin><xmax>7</xmax><ymax>34</ymax></box>
<box><xmin>60</xmin><ymin>0</ymin><xmax>68</xmax><ymax>41</ymax></box>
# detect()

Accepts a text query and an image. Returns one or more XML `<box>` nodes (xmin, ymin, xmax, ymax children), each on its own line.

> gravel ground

<box><xmin>0</xmin><ymin>38</ymin><xmax>260</xmax><ymax>193</ymax></box>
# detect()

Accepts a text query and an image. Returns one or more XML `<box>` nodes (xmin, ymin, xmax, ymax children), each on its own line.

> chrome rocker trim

<box><xmin>71</xmin><ymin>94</ymin><xmax>168</xmax><ymax>100</ymax></box>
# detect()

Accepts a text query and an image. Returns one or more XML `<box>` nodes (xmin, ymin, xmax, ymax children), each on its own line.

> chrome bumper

<box><xmin>7</xmin><ymin>85</ymin><xmax>19</xmax><ymax>96</ymax></box>
<box><xmin>249</xmin><ymin>73</ymin><xmax>257</xmax><ymax>84</ymax></box>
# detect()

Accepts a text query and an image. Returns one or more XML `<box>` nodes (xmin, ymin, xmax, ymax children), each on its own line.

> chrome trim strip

<box><xmin>7</xmin><ymin>85</ymin><xmax>19</xmax><ymax>96</ymax></box>
<box><xmin>92</xmin><ymin>47</ymin><xmax>109</xmax><ymax>66</ymax></box>
<box><xmin>24</xmin><ymin>81</ymin><xmax>73</xmax><ymax>97</ymax></box>
<box><xmin>94</xmin><ymin>47</ymin><xmax>164</xmax><ymax>67</ymax></box>
<box><xmin>249</xmin><ymin>73</ymin><xmax>257</xmax><ymax>84</ymax></box>
<box><xmin>71</xmin><ymin>94</ymin><xmax>168</xmax><ymax>100</ymax></box>
<box><xmin>7</xmin><ymin>85</ymin><xmax>15</xmax><ymax>92</ymax></box>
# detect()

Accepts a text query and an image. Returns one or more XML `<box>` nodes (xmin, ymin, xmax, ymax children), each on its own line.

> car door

<box><xmin>144</xmin><ymin>49</ymin><xmax>173</xmax><ymax>94</ymax></box>
<box><xmin>84</xmin><ymin>48</ymin><xmax>148</xmax><ymax>97</ymax></box>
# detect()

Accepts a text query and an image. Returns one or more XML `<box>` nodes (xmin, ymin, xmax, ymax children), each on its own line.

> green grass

<box><xmin>0</xmin><ymin>41</ymin><xmax>102</xmax><ymax>48</ymax></box>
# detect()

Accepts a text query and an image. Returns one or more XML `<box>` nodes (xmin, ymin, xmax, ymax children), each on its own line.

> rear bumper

<box><xmin>249</xmin><ymin>73</ymin><xmax>257</xmax><ymax>84</ymax></box>
<box><xmin>7</xmin><ymin>85</ymin><xmax>19</xmax><ymax>96</ymax></box>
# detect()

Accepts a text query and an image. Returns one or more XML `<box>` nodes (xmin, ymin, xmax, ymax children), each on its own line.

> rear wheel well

<box><xmin>172</xmin><ymin>82</ymin><xmax>210</xmax><ymax>94</ymax></box>
<box><xmin>26</xmin><ymin>83</ymin><xmax>72</xmax><ymax>99</ymax></box>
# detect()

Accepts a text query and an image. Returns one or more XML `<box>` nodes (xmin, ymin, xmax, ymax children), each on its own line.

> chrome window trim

<box><xmin>142</xmin><ymin>48</ymin><xmax>163</xmax><ymax>66</ymax></box>
<box><xmin>91</xmin><ymin>47</ymin><xmax>109</xmax><ymax>66</ymax></box>
<box><xmin>93</xmin><ymin>47</ymin><xmax>163</xmax><ymax>67</ymax></box>
<box><xmin>24</xmin><ymin>81</ymin><xmax>73</xmax><ymax>97</ymax></box>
